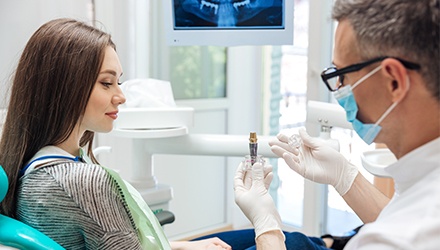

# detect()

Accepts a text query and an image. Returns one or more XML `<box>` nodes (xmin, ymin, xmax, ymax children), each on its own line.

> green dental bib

<box><xmin>81</xmin><ymin>150</ymin><xmax>171</xmax><ymax>249</ymax></box>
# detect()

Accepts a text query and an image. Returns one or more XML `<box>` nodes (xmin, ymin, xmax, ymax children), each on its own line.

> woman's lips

<box><xmin>105</xmin><ymin>111</ymin><xmax>118</xmax><ymax>120</ymax></box>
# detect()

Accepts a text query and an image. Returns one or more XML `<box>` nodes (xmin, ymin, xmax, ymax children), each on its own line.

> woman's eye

<box><xmin>101</xmin><ymin>82</ymin><xmax>112</xmax><ymax>87</ymax></box>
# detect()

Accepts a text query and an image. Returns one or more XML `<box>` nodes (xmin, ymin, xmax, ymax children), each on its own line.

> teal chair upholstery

<box><xmin>0</xmin><ymin>165</ymin><xmax>64</xmax><ymax>250</ymax></box>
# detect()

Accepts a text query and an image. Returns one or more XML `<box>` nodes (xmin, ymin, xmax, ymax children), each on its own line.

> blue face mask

<box><xmin>334</xmin><ymin>66</ymin><xmax>400</xmax><ymax>144</ymax></box>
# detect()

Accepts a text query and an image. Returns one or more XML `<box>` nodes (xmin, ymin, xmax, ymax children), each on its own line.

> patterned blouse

<box><xmin>17</xmin><ymin>162</ymin><xmax>143</xmax><ymax>249</ymax></box>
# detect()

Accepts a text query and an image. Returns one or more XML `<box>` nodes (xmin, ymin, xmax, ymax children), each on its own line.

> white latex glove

<box><xmin>269</xmin><ymin>128</ymin><xmax>358</xmax><ymax>196</ymax></box>
<box><xmin>234</xmin><ymin>162</ymin><xmax>285</xmax><ymax>239</ymax></box>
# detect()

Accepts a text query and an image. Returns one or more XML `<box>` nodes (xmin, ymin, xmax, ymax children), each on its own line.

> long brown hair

<box><xmin>0</xmin><ymin>18</ymin><xmax>115</xmax><ymax>217</ymax></box>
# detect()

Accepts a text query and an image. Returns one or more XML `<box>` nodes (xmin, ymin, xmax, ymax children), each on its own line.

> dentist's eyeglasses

<box><xmin>321</xmin><ymin>56</ymin><xmax>420</xmax><ymax>92</ymax></box>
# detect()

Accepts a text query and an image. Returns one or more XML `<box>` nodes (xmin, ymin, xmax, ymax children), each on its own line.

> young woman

<box><xmin>0</xmin><ymin>18</ymin><xmax>230</xmax><ymax>250</ymax></box>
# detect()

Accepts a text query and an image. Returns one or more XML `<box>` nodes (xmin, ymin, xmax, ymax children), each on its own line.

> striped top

<box><xmin>17</xmin><ymin>162</ymin><xmax>143</xmax><ymax>249</ymax></box>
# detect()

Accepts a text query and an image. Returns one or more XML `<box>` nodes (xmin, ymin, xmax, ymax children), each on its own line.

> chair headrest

<box><xmin>0</xmin><ymin>165</ymin><xmax>8</xmax><ymax>202</ymax></box>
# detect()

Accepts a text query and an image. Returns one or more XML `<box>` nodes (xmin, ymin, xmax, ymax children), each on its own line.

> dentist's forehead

<box><xmin>333</xmin><ymin>20</ymin><xmax>360</xmax><ymax>67</ymax></box>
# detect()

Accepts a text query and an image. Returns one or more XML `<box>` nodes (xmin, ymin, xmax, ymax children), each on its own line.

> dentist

<box><xmin>235</xmin><ymin>0</ymin><xmax>439</xmax><ymax>249</ymax></box>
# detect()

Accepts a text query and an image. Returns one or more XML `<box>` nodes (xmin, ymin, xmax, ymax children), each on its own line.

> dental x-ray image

<box><xmin>174</xmin><ymin>0</ymin><xmax>284</xmax><ymax>29</ymax></box>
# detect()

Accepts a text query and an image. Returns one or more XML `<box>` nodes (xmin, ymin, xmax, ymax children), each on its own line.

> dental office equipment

<box><xmin>163</xmin><ymin>0</ymin><xmax>294</xmax><ymax>46</ymax></box>
<box><xmin>306</xmin><ymin>100</ymin><xmax>353</xmax><ymax>151</ymax></box>
<box><xmin>108</xmin><ymin>96</ymin><xmax>278</xmax><ymax>210</ymax></box>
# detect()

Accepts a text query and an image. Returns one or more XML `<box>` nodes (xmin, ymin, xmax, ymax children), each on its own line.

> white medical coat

<box><xmin>345</xmin><ymin>137</ymin><xmax>440</xmax><ymax>249</ymax></box>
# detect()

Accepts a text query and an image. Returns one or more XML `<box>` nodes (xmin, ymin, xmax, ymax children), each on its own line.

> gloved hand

<box><xmin>234</xmin><ymin>162</ymin><xmax>284</xmax><ymax>239</ymax></box>
<box><xmin>269</xmin><ymin>128</ymin><xmax>358</xmax><ymax>196</ymax></box>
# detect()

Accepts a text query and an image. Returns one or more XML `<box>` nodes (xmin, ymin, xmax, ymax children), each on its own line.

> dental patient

<box><xmin>0</xmin><ymin>18</ymin><xmax>231</xmax><ymax>250</ymax></box>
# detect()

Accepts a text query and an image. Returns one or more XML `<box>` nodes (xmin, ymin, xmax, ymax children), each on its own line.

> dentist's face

<box><xmin>333</xmin><ymin>20</ymin><xmax>387</xmax><ymax>126</ymax></box>
<box><xmin>82</xmin><ymin>46</ymin><xmax>126</xmax><ymax>133</ymax></box>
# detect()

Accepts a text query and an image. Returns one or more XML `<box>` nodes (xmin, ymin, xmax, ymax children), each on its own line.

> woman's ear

<box><xmin>381</xmin><ymin>58</ymin><xmax>411</xmax><ymax>103</ymax></box>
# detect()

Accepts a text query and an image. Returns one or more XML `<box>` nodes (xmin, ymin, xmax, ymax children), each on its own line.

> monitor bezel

<box><xmin>163</xmin><ymin>0</ymin><xmax>294</xmax><ymax>46</ymax></box>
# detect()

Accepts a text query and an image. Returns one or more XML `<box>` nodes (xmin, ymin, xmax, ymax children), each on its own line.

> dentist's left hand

<box><xmin>269</xmin><ymin>128</ymin><xmax>358</xmax><ymax>196</ymax></box>
<box><xmin>234</xmin><ymin>162</ymin><xmax>284</xmax><ymax>239</ymax></box>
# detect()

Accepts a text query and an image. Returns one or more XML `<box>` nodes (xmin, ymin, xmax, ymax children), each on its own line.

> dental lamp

<box><xmin>306</xmin><ymin>100</ymin><xmax>353</xmax><ymax>151</ymax></box>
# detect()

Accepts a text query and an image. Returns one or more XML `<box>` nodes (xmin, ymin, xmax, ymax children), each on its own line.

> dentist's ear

<box><xmin>382</xmin><ymin>58</ymin><xmax>412</xmax><ymax>103</ymax></box>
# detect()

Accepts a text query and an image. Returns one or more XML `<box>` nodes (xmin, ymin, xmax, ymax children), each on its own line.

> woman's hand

<box><xmin>170</xmin><ymin>237</ymin><xmax>231</xmax><ymax>250</ymax></box>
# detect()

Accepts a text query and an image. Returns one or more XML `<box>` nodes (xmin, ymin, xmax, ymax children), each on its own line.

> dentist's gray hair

<box><xmin>332</xmin><ymin>0</ymin><xmax>439</xmax><ymax>100</ymax></box>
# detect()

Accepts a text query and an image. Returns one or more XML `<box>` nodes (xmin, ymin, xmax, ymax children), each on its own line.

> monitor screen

<box><xmin>163</xmin><ymin>0</ymin><xmax>294</xmax><ymax>46</ymax></box>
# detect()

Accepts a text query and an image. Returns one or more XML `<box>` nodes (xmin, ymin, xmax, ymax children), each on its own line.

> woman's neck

<box><xmin>56</xmin><ymin>128</ymin><xmax>83</xmax><ymax>156</ymax></box>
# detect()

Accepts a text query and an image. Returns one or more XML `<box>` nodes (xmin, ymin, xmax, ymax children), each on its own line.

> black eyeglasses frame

<box><xmin>321</xmin><ymin>56</ymin><xmax>421</xmax><ymax>92</ymax></box>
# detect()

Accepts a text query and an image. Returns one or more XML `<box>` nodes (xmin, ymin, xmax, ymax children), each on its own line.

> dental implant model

<box><xmin>242</xmin><ymin>132</ymin><xmax>265</xmax><ymax>170</ymax></box>
<box><xmin>249</xmin><ymin>132</ymin><xmax>258</xmax><ymax>165</ymax></box>
<box><xmin>288</xmin><ymin>134</ymin><xmax>302</xmax><ymax>149</ymax></box>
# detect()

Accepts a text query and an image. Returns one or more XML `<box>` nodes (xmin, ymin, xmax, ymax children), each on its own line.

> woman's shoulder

<box><xmin>20</xmin><ymin>162</ymin><xmax>119</xmax><ymax>199</ymax></box>
<box><xmin>19</xmin><ymin>162</ymin><xmax>130</xmax><ymax>221</ymax></box>
<box><xmin>26</xmin><ymin>161</ymin><xmax>108</xmax><ymax>178</ymax></box>
<box><xmin>17</xmin><ymin>163</ymin><xmax>141</xmax><ymax>249</ymax></box>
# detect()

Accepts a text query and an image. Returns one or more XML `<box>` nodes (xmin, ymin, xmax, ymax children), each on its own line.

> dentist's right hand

<box><xmin>234</xmin><ymin>162</ymin><xmax>284</xmax><ymax>240</ymax></box>
<box><xmin>269</xmin><ymin>128</ymin><xmax>358</xmax><ymax>196</ymax></box>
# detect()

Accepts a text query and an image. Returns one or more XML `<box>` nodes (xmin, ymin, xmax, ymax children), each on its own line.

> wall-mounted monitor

<box><xmin>163</xmin><ymin>0</ymin><xmax>294</xmax><ymax>46</ymax></box>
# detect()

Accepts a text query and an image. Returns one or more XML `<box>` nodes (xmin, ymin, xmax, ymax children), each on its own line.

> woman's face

<box><xmin>82</xmin><ymin>46</ymin><xmax>126</xmax><ymax>133</ymax></box>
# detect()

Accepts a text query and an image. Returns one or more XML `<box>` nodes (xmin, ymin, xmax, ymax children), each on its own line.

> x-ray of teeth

<box><xmin>174</xmin><ymin>0</ymin><xmax>283</xmax><ymax>28</ymax></box>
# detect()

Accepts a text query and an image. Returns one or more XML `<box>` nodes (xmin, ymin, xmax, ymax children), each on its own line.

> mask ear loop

<box><xmin>352</xmin><ymin>65</ymin><xmax>382</xmax><ymax>90</ymax></box>
<box><xmin>362</xmin><ymin>100</ymin><xmax>399</xmax><ymax>144</ymax></box>
<box><xmin>373</xmin><ymin>75</ymin><xmax>411</xmax><ymax>127</ymax></box>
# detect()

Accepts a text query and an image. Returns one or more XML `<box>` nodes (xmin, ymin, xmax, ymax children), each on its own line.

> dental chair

<box><xmin>0</xmin><ymin>165</ymin><xmax>64</xmax><ymax>249</ymax></box>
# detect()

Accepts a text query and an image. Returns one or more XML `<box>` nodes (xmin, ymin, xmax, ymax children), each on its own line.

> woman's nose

<box><xmin>114</xmin><ymin>88</ymin><xmax>126</xmax><ymax>105</ymax></box>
